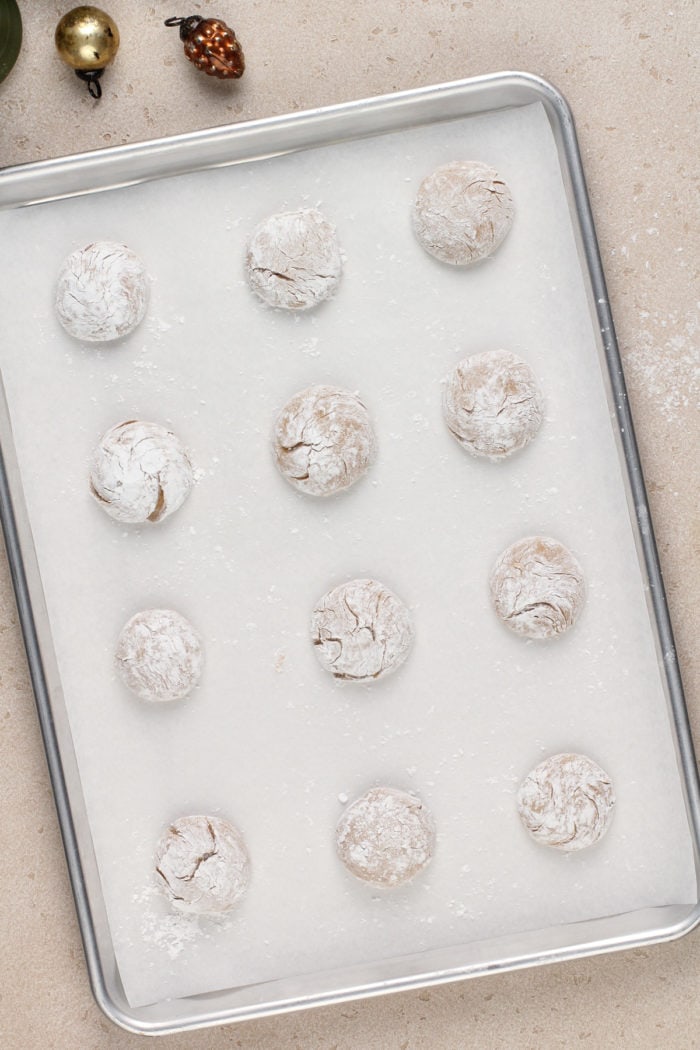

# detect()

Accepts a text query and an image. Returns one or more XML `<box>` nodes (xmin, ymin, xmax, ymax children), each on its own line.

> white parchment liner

<box><xmin>0</xmin><ymin>103</ymin><xmax>694</xmax><ymax>1008</ymax></box>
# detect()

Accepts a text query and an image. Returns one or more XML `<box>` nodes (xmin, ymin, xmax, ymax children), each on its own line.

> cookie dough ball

<box><xmin>89</xmin><ymin>420</ymin><xmax>193</xmax><ymax>524</ymax></box>
<box><xmin>443</xmin><ymin>350</ymin><xmax>544</xmax><ymax>459</ymax></box>
<box><xmin>490</xmin><ymin>536</ymin><xmax>585</xmax><ymax>640</ymax></box>
<box><xmin>273</xmin><ymin>384</ymin><xmax>376</xmax><ymax>497</ymax></box>
<box><xmin>517</xmin><ymin>753</ymin><xmax>615</xmax><ymax>852</ymax></box>
<box><xmin>412</xmin><ymin>161</ymin><xmax>514</xmax><ymax>265</ymax></box>
<box><xmin>115</xmin><ymin>609</ymin><xmax>203</xmax><ymax>703</ymax></box>
<box><xmin>311</xmin><ymin>578</ymin><xmax>414</xmax><ymax>681</ymax></box>
<box><xmin>246</xmin><ymin>208</ymin><xmax>342</xmax><ymax>310</ymax></box>
<box><xmin>155</xmin><ymin>815</ymin><xmax>250</xmax><ymax>915</ymax></box>
<box><xmin>336</xmin><ymin>786</ymin><xmax>435</xmax><ymax>887</ymax></box>
<box><xmin>55</xmin><ymin>241</ymin><xmax>149</xmax><ymax>342</ymax></box>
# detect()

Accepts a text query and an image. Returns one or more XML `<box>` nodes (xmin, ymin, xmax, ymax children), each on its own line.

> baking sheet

<box><xmin>0</xmin><ymin>100</ymin><xmax>695</xmax><ymax>1009</ymax></box>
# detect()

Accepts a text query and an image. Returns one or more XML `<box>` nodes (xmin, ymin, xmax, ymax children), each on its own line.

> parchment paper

<box><xmin>0</xmin><ymin>102</ymin><xmax>695</xmax><ymax>1008</ymax></box>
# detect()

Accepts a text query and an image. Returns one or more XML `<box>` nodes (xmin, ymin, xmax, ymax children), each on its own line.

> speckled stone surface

<box><xmin>0</xmin><ymin>1</ymin><xmax>698</xmax><ymax>1047</ymax></box>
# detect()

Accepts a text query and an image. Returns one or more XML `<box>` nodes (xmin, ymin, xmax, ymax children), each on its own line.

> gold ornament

<box><xmin>55</xmin><ymin>6</ymin><xmax>120</xmax><ymax>99</ymax></box>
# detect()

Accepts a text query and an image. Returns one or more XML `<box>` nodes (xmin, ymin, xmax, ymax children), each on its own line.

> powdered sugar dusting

<box><xmin>136</xmin><ymin>883</ymin><xmax>241</xmax><ymax>960</ymax></box>
<box><xmin>625</xmin><ymin>309</ymin><xmax>700</xmax><ymax>421</ymax></box>
<box><xmin>137</xmin><ymin>885</ymin><xmax>201</xmax><ymax>959</ymax></box>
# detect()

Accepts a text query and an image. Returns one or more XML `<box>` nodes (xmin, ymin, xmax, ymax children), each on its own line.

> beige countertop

<box><xmin>1</xmin><ymin>1</ymin><xmax>698</xmax><ymax>1047</ymax></box>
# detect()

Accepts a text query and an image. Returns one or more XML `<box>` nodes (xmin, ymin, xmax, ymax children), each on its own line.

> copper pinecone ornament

<box><xmin>164</xmin><ymin>15</ymin><xmax>245</xmax><ymax>80</ymax></box>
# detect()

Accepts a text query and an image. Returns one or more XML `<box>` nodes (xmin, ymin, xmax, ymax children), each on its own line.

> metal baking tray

<box><xmin>1</xmin><ymin>72</ymin><xmax>699</xmax><ymax>1035</ymax></box>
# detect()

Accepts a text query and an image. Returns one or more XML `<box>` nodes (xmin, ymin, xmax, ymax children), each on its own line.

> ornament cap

<box><xmin>164</xmin><ymin>16</ymin><xmax>204</xmax><ymax>42</ymax></box>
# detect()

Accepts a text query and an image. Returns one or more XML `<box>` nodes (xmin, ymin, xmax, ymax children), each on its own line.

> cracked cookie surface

<box><xmin>89</xmin><ymin>419</ymin><xmax>193</xmax><ymax>524</ymax></box>
<box><xmin>517</xmin><ymin>753</ymin><xmax>615</xmax><ymax>852</ymax></box>
<box><xmin>311</xmin><ymin>578</ymin><xmax>413</xmax><ymax>681</ymax></box>
<box><xmin>336</xmin><ymin>786</ymin><xmax>435</xmax><ymax>886</ymax></box>
<box><xmin>443</xmin><ymin>349</ymin><xmax>544</xmax><ymax>459</ymax></box>
<box><xmin>246</xmin><ymin>208</ymin><xmax>342</xmax><ymax>310</ymax></box>
<box><xmin>489</xmin><ymin>536</ymin><xmax>585</xmax><ymax>640</ymax></box>
<box><xmin>273</xmin><ymin>384</ymin><xmax>376</xmax><ymax>496</ymax></box>
<box><xmin>155</xmin><ymin>815</ymin><xmax>250</xmax><ymax>915</ymax></box>
<box><xmin>55</xmin><ymin>241</ymin><xmax>149</xmax><ymax>342</ymax></box>
<box><xmin>115</xmin><ymin>609</ymin><xmax>203</xmax><ymax>703</ymax></box>
<box><xmin>412</xmin><ymin>161</ymin><xmax>514</xmax><ymax>265</ymax></box>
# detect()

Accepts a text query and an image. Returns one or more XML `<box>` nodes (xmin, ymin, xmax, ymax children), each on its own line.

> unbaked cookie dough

<box><xmin>517</xmin><ymin>753</ymin><xmax>615</xmax><ymax>852</ymax></box>
<box><xmin>246</xmin><ymin>208</ymin><xmax>342</xmax><ymax>310</ymax></box>
<box><xmin>115</xmin><ymin>609</ymin><xmax>203</xmax><ymax>702</ymax></box>
<box><xmin>336</xmin><ymin>786</ymin><xmax>435</xmax><ymax>887</ymax></box>
<box><xmin>412</xmin><ymin>161</ymin><xmax>514</xmax><ymax>265</ymax></box>
<box><xmin>443</xmin><ymin>350</ymin><xmax>544</xmax><ymax>459</ymax></box>
<box><xmin>490</xmin><ymin>536</ymin><xmax>585</xmax><ymax>640</ymax></box>
<box><xmin>311</xmin><ymin>578</ymin><xmax>414</xmax><ymax>681</ymax></box>
<box><xmin>89</xmin><ymin>420</ymin><xmax>193</xmax><ymax>524</ymax></box>
<box><xmin>155</xmin><ymin>815</ymin><xmax>250</xmax><ymax>914</ymax></box>
<box><xmin>273</xmin><ymin>384</ymin><xmax>376</xmax><ymax>496</ymax></box>
<box><xmin>55</xmin><ymin>241</ymin><xmax>149</xmax><ymax>342</ymax></box>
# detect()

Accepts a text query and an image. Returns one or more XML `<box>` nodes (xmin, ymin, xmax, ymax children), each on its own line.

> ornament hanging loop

<box><xmin>75</xmin><ymin>68</ymin><xmax>103</xmax><ymax>99</ymax></box>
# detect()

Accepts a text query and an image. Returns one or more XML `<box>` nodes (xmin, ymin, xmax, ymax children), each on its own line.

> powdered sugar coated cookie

<box><xmin>311</xmin><ymin>578</ymin><xmax>414</xmax><ymax>681</ymax></box>
<box><xmin>273</xmin><ymin>384</ymin><xmax>376</xmax><ymax>496</ymax></box>
<box><xmin>56</xmin><ymin>241</ymin><xmax>149</xmax><ymax>342</ymax></box>
<box><xmin>490</xmin><ymin>536</ymin><xmax>585</xmax><ymax>640</ymax></box>
<box><xmin>517</xmin><ymin>753</ymin><xmax>615</xmax><ymax>852</ymax></box>
<box><xmin>115</xmin><ymin>609</ymin><xmax>203</xmax><ymax>702</ymax></box>
<box><xmin>443</xmin><ymin>349</ymin><xmax>544</xmax><ymax>459</ymax></box>
<box><xmin>89</xmin><ymin>420</ymin><xmax>193</xmax><ymax>524</ymax></box>
<box><xmin>246</xmin><ymin>208</ymin><xmax>342</xmax><ymax>310</ymax></box>
<box><xmin>413</xmin><ymin>161</ymin><xmax>514</xmax><ymax>265</ymax></box>
<box><xmin>155</xmin><ymin>815</ymin><xmax>250</xmax><ymax>914</ymax></box>
<box><xmin>336</xmin><ymin>786</ymin><xmax>435</xmax><ymax>886</ymax></box>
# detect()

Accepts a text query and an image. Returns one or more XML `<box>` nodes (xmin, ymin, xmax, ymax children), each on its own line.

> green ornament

<box><xmin>0</xmin><ymin>0</ymin><xmax>22</xmax><ymax>84</ymax></box>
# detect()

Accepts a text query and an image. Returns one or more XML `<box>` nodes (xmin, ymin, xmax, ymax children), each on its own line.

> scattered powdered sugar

<box><xmin>136</xmin><ymin>883</ymin><xmax>240</xmax><ymax>960</ymax></box>
<box><xmin>625</xmin><ymin>310</ymin><xmax>700</xmax><ymax>421</ymax></box>
<box><xmin>137</xmin><ymin>885</ymin><xmax>202</xmax><ymax>959</ymax></box>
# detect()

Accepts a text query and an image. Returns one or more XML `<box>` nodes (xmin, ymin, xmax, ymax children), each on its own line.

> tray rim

<box><xmin>1</xmin><ymin>70</ymin><xmax>699</xmax><ymax>1035</ymax></box>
